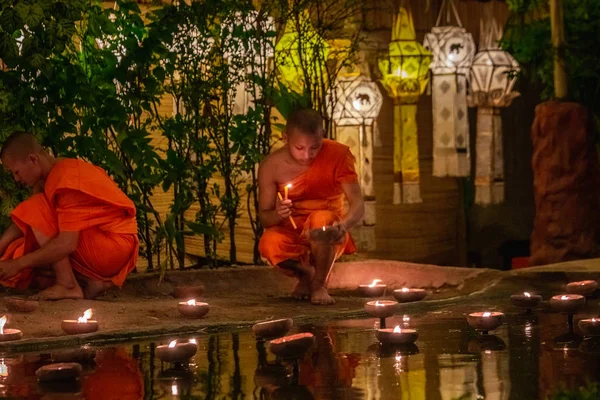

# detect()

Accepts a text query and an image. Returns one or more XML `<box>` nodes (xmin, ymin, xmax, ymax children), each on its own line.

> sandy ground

<box><xmin>0</xmin><ymin>259</ymin><xmax>598</xmax><ymax>352</ymax></box>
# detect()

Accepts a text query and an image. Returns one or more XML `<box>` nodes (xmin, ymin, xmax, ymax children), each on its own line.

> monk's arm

<box><xmin>15</xmin><ymin>231</ymin><xmax>79</xmax><ymax>269</ymax></box>
<box><xmin>340</xmin><ymin>182</ymin><xmax>365</xmax><ymax>229</ymax></box>
<box><xmin>258</xmin><ymin>160</ymin><xmax>283</xmax><ymax>229</ymax></box>
<box><xmin>0</xmin><ymin>223</ymin><xmax>23</xmax><ymax>256</ymax></box>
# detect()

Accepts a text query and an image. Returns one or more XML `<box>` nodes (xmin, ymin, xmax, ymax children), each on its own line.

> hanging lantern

<box><xmin>222</xmin><ymin>11</ymin><xmax>275</xmax><ymax>115</ymax></box>
<box><xmin>423</xmin><ymin>0</ymin><xmax>475</xmax><ymax>177</ymax></box>
<box><xmin>378</xmin><ymin>6</ymin><xmax>432</xmax><ymax>204</ymax></box>
<box><xmin>332</xmin><ymin>76</ymin><xmax>382</xmax><ymax>207</ymax></box>
<box><xmin>275</xmin><ymin>11</ymin><xmax>329</xmax><ymax>94</ymax></box>
<box><xmin>467</xmin><ymin>17</ymin><xmax>520</xmax><ymax>205</ymax></box>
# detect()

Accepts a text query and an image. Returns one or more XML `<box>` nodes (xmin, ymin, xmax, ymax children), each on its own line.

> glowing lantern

<box><xmin>424</xmin><ymin>0</ymin><xmax>475</xmax><ymax>177</ymax></box>
<box><xmin>275</xmin><ymin>11</ymin><xmax>329</xmax><ymax>94</ymax></box>
<box><xmin>379</xmin><ymin>6</ymin><xmax>432</xmax><ymax>204</ymax></box>
<box><xmin>331</xmin><ymin>75</ymin><xmax>382</xmax><ymax>208</ymax></box>
<box><xmin>467</xmin><ymin>17</ymin><xmax>520</xmax><ymax>205</ymax></box>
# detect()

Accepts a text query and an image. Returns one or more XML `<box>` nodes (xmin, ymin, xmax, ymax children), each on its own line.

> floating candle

<box><xmin>550</xmin><ymin>294</ymin><xmax>586</xmax><ymax>313</ymax></box>
<box><xmin>467</xmin><ymin>312</ymin><xmax>505</xmax><ymax>334</ymax></box>
<box><xmin>156</xmin><ymin>340</ymin><xmax>198</xmax><ymax>363</ymax></box>
<box><xmin>376</xmin><ymin>325</ymin><xmax>418</xmax><ymax>345</ymax></box>
<box><xmin>393</xmin><ymin>288</ymin><xmax>427</xmax><ymax>303</ymax></box>
<box><xmin>511</xmin><ymin>292</ymin><xmax>542</xmax><ymax>311</ymax></box>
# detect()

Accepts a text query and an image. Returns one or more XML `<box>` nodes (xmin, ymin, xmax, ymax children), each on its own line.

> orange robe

<box><xmin>0</xmin><ymin>158</ymin><xmax>139</xmax><ymax>289</ymax></box>
<box><xmin>83</xmin><ymin>348</ymin><xmax>144</xmax><ymax>400</ymax></box>
<box><xmin>259</xmin><ymin>139</ymin><xmax>358</xmax><ymax>273</ymax></box>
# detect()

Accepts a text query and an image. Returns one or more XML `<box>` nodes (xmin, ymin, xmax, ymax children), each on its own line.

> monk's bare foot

<box><xmin>311</xmin><ymin>286</ymin><xmax>335</xmax><ymax>305</ymax></box>
<box><xmin>84</xmin><ymin>280</ymin><xmax>115</xmax><ymax>300</ymax></box>
<box><xmin>32</xmin><ymin>284</ymin><xmax>84</xmax><ymax>301</ymax></box>
<box><xmin>292</xmin><ymin>278</ymin><xmax>312</xmax><ymax>301</ymax></box>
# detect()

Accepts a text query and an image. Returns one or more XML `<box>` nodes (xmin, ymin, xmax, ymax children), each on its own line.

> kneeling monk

<box><xmin>258</xmin><ymin>109</ymin><xmax>364</xmax><ymax>305</ymax></box>
<box><xmin>0</xmin><ymin>131</ymin><xmax>139</xmax><ymax>300</ymax></box>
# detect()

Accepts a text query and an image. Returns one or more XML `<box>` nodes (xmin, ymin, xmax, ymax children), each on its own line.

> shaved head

<box><xmin>285</xmin><ymin>109</ymin><xmax>325</xmax><ymax>137</ymax></box>
<box><xmin>0</xmin><ymin>131</ymin><xmax>44</xmax><ymax>162</ymax></box>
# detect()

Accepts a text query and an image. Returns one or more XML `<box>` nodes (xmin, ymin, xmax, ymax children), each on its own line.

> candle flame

<box><xmin>482</xmin><ymin>312</ymin><xmax>491</xmax><ymax>317</ymax></box>
<box><xmin>0</xmin><ymin>316</ymin><xmax>6</xmax><ymax>335</ymax></box>
<box><xmin>186</xmin><ymin>299</ymin><xmax>196</xmax><ymax>305</ymax></box>
<box><xmin>168</xmin><ymin>340</ymin><xmax>177</xmax><ymax>348</ymax></box>
<box><xmin>322</xmin><ymin>226</ymin><xmax>326</xmax><ymax>231</ymax></box>
<box><xmin>524</xmin><ymin>292</ymin><xmax>531</xmax><ymax>297</ymax></box>
<box><xmin>592</xmin><ymin>318</ymin><xmax>597</xmax><ymax>323</ymax></box>
<box><xmin>393</xmin><ymin>325</ymin><xmax>402</xmax><ymax>333</ymax></box>
<box><xmin>561</xmin><ymin>295</ymin><xmax>569</xmax><ymax>300</ymax></box>
<box><xmin>77</xmin><ymin>309</ymin><xmax>93</xmax><ymax>323</ymax></box>
<box><xmin>171</xmin><ymin>384</ymin><xmax>179</xmax><ymax>396</ymax></box>
<box><xmin>369</xmin><ymin>279</ymin><xmax>382</xmax><ymax>287</ymax></box>
<box><xmin>401</xmin><ymin>288</ymin><xmax>409</xmax><ymax>292</ymax></box>
<box><xmin>0</xmin><ymin>359</ymin><xmax>6</xmax><ymax>378</ymax></box>
<box><xmin>375</xmin><ymin>301</ymin><xmax>383</xmax><ymax>307</ymax></box>
<box><xmin>286</xmin><ymin>184</ymin><xmax>292</xmax><ymax>189</ymax></box>
<box><xmin>189</xmin><ymin>338</ymin><xmax>197</xmax><ymax>344</ymax></box>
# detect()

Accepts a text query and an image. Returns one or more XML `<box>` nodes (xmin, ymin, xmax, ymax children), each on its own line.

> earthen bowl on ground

<box><xmin>36</xmin><ymin>363</ymin><xmax>82</xmax><ymax>382</ymax></box>
<box><xmin>364</xmin><ymin>300</ymin><xmax>398</xmax><ymax>319</ymax></box>
<box><xmin>172</xmin><ymin>285</ymin><xmax>205</xmax><ymax>299</ymax></box>
<box><xmin>392</xmin><ymin>288</ymin><xmax>427</xmax><ymax>303</ymax></box>
<box><xmin>358</xmin><ymin>284</ymin><xmax>387</xmax><ymax>297</ymax></box>
<box><xmin>467</xmin><ymin>312</ymin><xmax>505</xmax><ymax>334</ymax></box>
<box><xmin>156</xmin><ymin>341</ymin><xmax>198</xmax><ymax>363</ymax></box>
<box><xmin>61</xmin><ymin>320</ymin><xmax>99</xmax><ymax>335</ymax></box>
<box><xmin>252</xmin><ymin>318</ymin><xmax>293</xmax><ymax>339</ymax></box>
<box><xmin>4</xmin><ymin>297</ymin><xmax>39</xmax><ymax>313</ymax></box>
<box><xmin>268</xmin><ymin>333</ymin><xmax>315</xmax><ymax>359</ymax></box>
<box><xmin>550</xmin><ymin>294</ymin><xmax>586</xmax><ymax>313</ymax></box>
<box><xmin>375</xmin><ymin>328</ymin><xmax>418</xmax><ymax>345</ymax></box>
<box><xmin>0</xmin><ymin>328</ymin><xmax>23</xmax><ymax>342</ymax></box>
<box><xmin>566</xmin><ymin>280</ymin><xmax>598</xmax><ymax>296</ymax></box>
<box><xmin>578</xmin><ymin>318</ymin><xmax>600</xmax><ymax>337</ymax></box>
<box><xmin>177</xmin><ymin>301</ymin><xmax>210</xmax><ymax>318</ymax></box>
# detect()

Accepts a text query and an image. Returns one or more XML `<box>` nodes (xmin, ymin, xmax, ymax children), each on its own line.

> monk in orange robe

<box><xmin>258</xmin><ymin>109</ymin><xmax>364</xmax><ymax>305</ymax></box>
<box><xmin>0</xmin><ymin>131</ymin><xmax>139</xmax><ymax>300</ymax></box>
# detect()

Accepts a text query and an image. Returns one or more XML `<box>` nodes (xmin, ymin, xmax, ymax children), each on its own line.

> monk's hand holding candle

<box><xmin>275</xmin><ymin>196</ymin><xmax>294</xmax><ymax>220</ymax></box>
<box><xmin>329</xmin><ymin>221</ymin><xmax>348</xmax><ymax>245</ymax></box>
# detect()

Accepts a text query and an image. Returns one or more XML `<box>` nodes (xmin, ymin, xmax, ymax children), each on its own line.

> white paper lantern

<box><xmin>424</xmin><ymin>0</ymin><xmax>475</xmax><ymax>177</ymax></box>
<box><xmin>467</xmin><ymin>17</ymin><xmax>520</xmax><ymax>205</ymax></box>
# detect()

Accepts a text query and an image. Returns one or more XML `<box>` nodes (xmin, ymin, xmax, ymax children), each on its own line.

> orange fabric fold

<box><xmin>0</xmin><ymin>158</ymin><xmax>139</xmax><ymax>289</ymax></box>
<box><xmin>259</xmin><ymin>140</ymin><xmax>358</xmax><ymax>270</ymax></box>
<box><xmin>83</xmin><ymin>348</ymin><xmax>144</xmax><ymax>400</ymax></box>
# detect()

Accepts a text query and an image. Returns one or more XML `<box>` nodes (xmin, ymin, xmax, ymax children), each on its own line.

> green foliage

<box><xmin>503</xmin><ymin>0</ymin><xmax>600</xmax><ymax>128</ymax></box>
<box><xmin>547</xmin><ymin>382</ymin><xmax>600</xmax><ymax>400</ymax></box>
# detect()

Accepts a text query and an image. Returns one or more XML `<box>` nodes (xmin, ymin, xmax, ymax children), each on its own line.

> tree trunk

<box><xmin>529</xmin><ymin>101</ymin><xmax>600</xmax><ymax>265</ymax></box>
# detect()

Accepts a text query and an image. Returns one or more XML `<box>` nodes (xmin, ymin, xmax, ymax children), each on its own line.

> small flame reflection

<box><xmin>78</xmin><ymin>309</ymin><xmax>92</xmax><ymax>324</ymax></box>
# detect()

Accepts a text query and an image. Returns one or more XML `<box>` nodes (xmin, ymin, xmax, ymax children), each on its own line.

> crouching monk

<box><xmin>258</xmin><ymin>109</ymin><xmax>364</xmax><ymax>305</ymax></box>
<box><xmin>0</xmin><ymin>131</ymin><xmax>139</xmax><ymax>300</ymax></box>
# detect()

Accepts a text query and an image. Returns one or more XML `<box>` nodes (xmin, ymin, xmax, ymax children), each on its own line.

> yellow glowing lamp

<box><xmin>275</xmin><ymin>12</ymin><xmax>329</xmax><ymax>94</ymax></box>
<box><xmin>378</xmin><ymin>6</ymin><xmax>432</xmax><ymax>204</ymax></box>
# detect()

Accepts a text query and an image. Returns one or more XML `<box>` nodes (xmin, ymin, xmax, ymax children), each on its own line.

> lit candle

<box><xmin>393</xmin><ymin>287</ymin><xmax>427</xmax><ymax>303</ymax></box>
<box><xmin>284</xmin><ymin>184</ymin><xmax>292</xmax><ymax>200</ymax></box>
<box><xmin>369</xmin><ymin>279</ymin><xmax>382</xmax><ymax>287</ymax></box>
<box><xmin>376</xmin><ymin>324</ymin><xmax>418</xmax><ymax>345</ymax></box>
<box><xmin>156</xmin><ymin>339</ymin><xmax>198</xmax><ymax>363</ymax></box>
<box><xmin>467</xmin><ymin>311</ymin><xmax>505</xmax><ymax>334</ymax></box>
<box><xmin>177</xmin><ymin>299</ymin><xmax>210</xmax><ymax>319</ymax></box>
<box><xmin>510</xmin><ymin>291</ymin><xmax>542</xmax><ymax>311</ymax></box>
<box><xmin>358</xmin><ymin>279</ymin><xmax>387</xmax><ymax>297</ymax></box>
<box><xmin>578</xmin><ymin>317</ymin><xmax>600</xmax><ymax>337</ymax></box>
<box><xmin>62</xmin><ymin>309</ymin><xmax>99</xmax><ymax>335</ymax></box>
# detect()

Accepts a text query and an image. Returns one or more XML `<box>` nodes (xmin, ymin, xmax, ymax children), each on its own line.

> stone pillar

<box><xmin>530</xmin><ymin>101</ymin><xmax>600</xmax><ymax>265</ymax></box>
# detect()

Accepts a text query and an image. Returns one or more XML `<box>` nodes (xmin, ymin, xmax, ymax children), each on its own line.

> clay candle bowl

<box><xmin>61</xmin><ymin>309</ymin><xmax>98</xmax><ymax>335</ymax></box>
<box><xmin>358</xmin><ymin>279</ymin><xmax>387</xmax><ymax>297</ymax></box>
<box><xmin>376</xmin><ymin>325</ymin><xmax>418</xmax><ymax>345</ymax></box>
<box><xmin>177</xmin><ymin>299</ymin><xmax>210</xmax><ymax>318</ymax></box>
<box><xmin>0</xmin><ymin>315</ymin><xmax>22</xmax><ymax>342</ymax></box>
<box><xmin>467</xmin><ymin>312</ymin><xmax>505</xmax><ymax>334</ymax></box>
<box><xmin>268</xmin><ymin>333</ymin><xmax>315</xmax><ymax>359</ymax></box>
<box><xmin>578</xmin><ymin>318</ymin><xmax>600</xmax><ymax>337</ymax></box>
<box><xmin>510</xmin><ymin>292</ymin><xmax>542</xmax><ymax>311</ymax></box>
<box><xmin>550</xmin><ymin>294</ymin><xmax>586</xmax><ymax>313</ymax></box>
<box><xmin>393</xmin><ymin>288</ymin><xmax>427</xmax><ymax>303</ymax></box>
<box><xmin>253</xmin><ymin>318</ymin><xmax>293</xmax><ymax>339</ymax></box>
<box><xmin>4</xmin><ymin>297</ymin><xmax>39</xmax><ymax>313</ymax></box>
<box><xmin>156</xmin><ymin>340</ymin><xmax>198</xmax><ymax>363</ymax></box>
<box><xmin>566</xmin><ymin>280</ymin><xmax>598</xmax><ymax>296</ymax></box>
<box><xmin>364</xmin><ymin>301</ymin><xmax>398</xmax><ymax>319</ymax></box>
<box><xmin>35</xmin><ymin>363</ymin><xmax>82</xmax><ymax>382</ymax></box>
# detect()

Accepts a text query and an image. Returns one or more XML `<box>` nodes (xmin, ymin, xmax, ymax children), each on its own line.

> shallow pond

<box><xmin>0</xmin><ymin>303</ymin><xmax>599</xmax><ymax>399</ymax></box>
